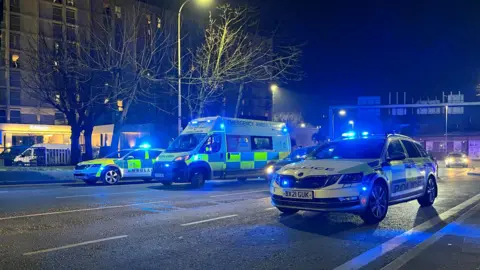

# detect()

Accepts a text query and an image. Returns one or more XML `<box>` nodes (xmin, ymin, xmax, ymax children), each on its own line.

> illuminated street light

<box><xmin>339</xmin><ymin>110</ymin><xmax>346</xmax><ymax>116</ymax></box>
<box><xmin>178</xmin><ymin>0</ymin><xmax>213</xmax><ymax>135</ymax></box>
<box><xmin>300</xmin><ymin>123</ymin><xmax>306</xmax><ymax>128</ymax></box>
<box><xmin>270</xmin><ymin>84</ymin><xmax>279</xmax><ymax>92</ymax></box>
<box><xmin>348</xmin><ymin>120</ymin><xmax>354</xmax><ymax>129</ymax></box>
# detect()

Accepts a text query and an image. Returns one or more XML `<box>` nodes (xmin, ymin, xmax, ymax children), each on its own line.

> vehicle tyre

<box><xmin>361</xmin><ymin>181</ymin><xmax>389</xmax><ymax>224</ymax></box>
<box><xmin>102</xmin><ymin>167</ymin><xmax>120</xmax><ymax>185</ymax></box>
<box><xmin>190</xmin><ymin>170</ymin><xmax>206</xmax><ymax>188</ymax></box>
<box><xmin>418</xmin><ymin>177</ymin><xmax>437</xmax><ymax>207</ymax></box>
<box><xmin>84</xmin><ymin>179</ymin><xmax>97</xmax><ymax>185</ymax></box>
<box><xmin>237</xmin><ymin>177</ymin><xmax>247</xmax><ymax>182</ymax></box>
<box><xmin>277</xmin><ymin>207</ymin><xmax>299</xmax><ymax>215</ymax></box>
<box><xmin>161</xmin><ymin>181</ymin><xmax>173</xmax><ymax>186</ymax></box>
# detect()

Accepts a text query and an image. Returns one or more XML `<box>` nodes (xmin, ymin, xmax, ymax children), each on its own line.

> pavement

<box><xmin>0</xmin><ymin>167</ymin><xmax>479</xmax><ymax>269</ymax></box>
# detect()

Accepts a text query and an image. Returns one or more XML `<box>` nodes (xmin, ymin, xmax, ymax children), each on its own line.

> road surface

<box><xmin>0</xmin><ymin>167</ymin><xmax>479</xmax><ymax>269</ymax></box>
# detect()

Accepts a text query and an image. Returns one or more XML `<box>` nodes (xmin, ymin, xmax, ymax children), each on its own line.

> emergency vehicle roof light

<box><xmin>139</xmin><ymin>143</ymin><xmax>151</xmax><ymax>149</ymax></box>
<box><xmin>282</xmin><ymin>127</ymin><xmax>288</xmax><ymax>133</ymax></box>
<box><xmin>342</xmin><ymin>131</ymin><xmax>356</xmax><ymax>138</ymax></box>
<box><xmin>361</xmin><ymin>131</ymin><xmax>369</xmax><ymax>136</ymax></box>
<box><xmin>191</xmin><ymin>120</ymin><xmax>198</xmax><ymax>124</ymax></box>
<box><xmin>220</xmin><ymin>123</ymin><xmax>225</xmax><ymax>129</ymax></box>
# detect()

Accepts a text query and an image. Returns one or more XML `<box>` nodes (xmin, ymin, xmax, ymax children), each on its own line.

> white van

<box><xmin>152</xmin><ymin>117</ymin><xmax>291</xmax><ymax>187</ymax></box>
<box><xmin>14</xmin><ymin>144</ymin><xmax>71</xmax><ymax>166</ymax></box>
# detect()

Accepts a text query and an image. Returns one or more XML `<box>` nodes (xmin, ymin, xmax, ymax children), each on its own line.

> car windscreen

<box><xmin>105</xmin><ymin>150</ymin><xmax>132</xmax><ymax>158</ymax></box>
<box><xmin>307</xmin><ymin>139</ymin><xmax>384</xmax><ymax>160</ymax></box>
<box><xmin>166</xmin><ymin>133</ymin><xmax>207</xmax><ymax>153</ymax></box>
<box><xmin>286</xmin><ymin>146</ymin><xmax>316</xmax><ymax>160</ymax></box>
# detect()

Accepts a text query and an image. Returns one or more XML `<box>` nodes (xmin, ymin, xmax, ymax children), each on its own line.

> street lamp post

<box><xmin>178</xmin><ymin>0</ymin><xmax>213</xmax><ymax>135</ymax></box>
<box><xmin>331</xmin><ymin>109</ymin><xmax>346</xmax><ymax>139</ymax></box>
<box><xmin>270</xmin><ymin>84</ymin><xmax>279</xmax><ymax>118</ymax></box>
<box><xmin>445</xmin><ymin>105</ymin><xmax>448</xmax><ymax>153</ymax></box>
<box><xmin>348</xmin><ymin>120</ymin><xmax>354</xmax><ymax>130</ymax></box>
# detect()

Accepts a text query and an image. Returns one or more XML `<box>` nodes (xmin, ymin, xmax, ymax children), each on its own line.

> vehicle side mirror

<box><xmin>388</xmin><ymin>152</ymin><xmax>406</xmax><ymax>161</ymax></box>
<box><xmin>126</xmin><ymin>156</ymin><xmax>135</xmax><ymax>160</ymax></box>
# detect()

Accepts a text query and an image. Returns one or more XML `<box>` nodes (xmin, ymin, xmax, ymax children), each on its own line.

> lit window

<box><xmin>157</xmin><ymin>17</ymin><xmax>161</xmax><ymax>29</ymax></box>
<box><xmin>115</xmin><ymin>6</ymin><xmax>121</xmax><ymax>18</ymax></box>
<box><xmin>67</xmin><ymin>0</ymin><xmax>74</xmax><ymax>6</ymax></box>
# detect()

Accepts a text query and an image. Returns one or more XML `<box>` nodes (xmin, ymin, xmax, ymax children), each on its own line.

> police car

<box><xmin>271</xmin><ymin>133</ymin><xmax>438</xmax><ymax>224</ymax></box>
<box><xmin>74</xmin><ymin>145</ymin><xmax>164</xmax><ymax>185</ymax></box>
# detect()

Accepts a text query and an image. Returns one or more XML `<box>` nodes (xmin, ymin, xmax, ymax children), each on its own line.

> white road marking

<box><xmin>334</xmin><ymin>193</ymin><xmax>480</xmax><ymax>270</ymax></box>
<box><xmin>180</xmin><ymin>214</ymin><xmax>238</xmax><ymax>226</ymax></box>
<box><xmin>0</xmin><ymin>200</ymin><xmax>167</xmax><ymax>221</ymax></box>
<box><xmin>23</xmin><ymin>235</ymin><xmax>128</xmax><ymax>256</ymax></box>
<box><xmin>265</xmin><ymin>207</ymin><xmax>276</xmax><ymax>211</ymax></box>
<box><xmin>210</xmin><ymin>190</ymin><xmax>268</xmax><ymax>198</ymax></box>
<box><xmin>382</xmin><ymin>203</ymin><xmax>480</xmax><ymax>270</ymax></box>
<box><xmin>56</xmin><ymin>191</ymin><xmax>153</xmax><ymax>199</ymax></box>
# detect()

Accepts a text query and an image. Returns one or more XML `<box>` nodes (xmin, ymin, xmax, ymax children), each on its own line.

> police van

<box><xmin>74</xmin><ymin>145</ymin><xmax>164</xmax><ymax>185</ymax></box>
<box><xmin>271</xmin><ymin>133</ymin><xmax>438</xmax><ymax>224</ymax></box>
<box><xmin>152</xmin><ymin>117</ymin><xmax>291</xmax><ymax>187</ymax></box>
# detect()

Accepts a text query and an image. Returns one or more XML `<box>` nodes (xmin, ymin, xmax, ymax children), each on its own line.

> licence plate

<box><xmin>283</xmin><ymin>190</ymin><xmax>313</xmax><ymax>200</ymax></box>
<box><xmin>155</xmin><ymin>173</ymin><xmax>165</xmax><ymax>178</ymax></box>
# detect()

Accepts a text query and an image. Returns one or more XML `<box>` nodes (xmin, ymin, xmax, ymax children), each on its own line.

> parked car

<box><xmin>271</xmin><ymin>133</ymin><xmax>438</xmax><ymax>224</ymax></box>
<box><xmin>445</xmin><ymin>152</ymin><xmax>469</xmax><ymax>168</ymax></box>
<box><xmin>265</xmin><ymin>146</ymin><xmax>317</xmax><ymax>181</ymax></box>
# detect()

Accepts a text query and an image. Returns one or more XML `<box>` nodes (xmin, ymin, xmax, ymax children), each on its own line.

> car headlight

<box><xmin>446</xmin><ymin>158</ymin><xmax>453</xmax><ymax>163</ymax></box>
<box><xmin>339</xmin><ymin>173</ymin><xmax>364</xmax><ymax>184</ymax></box>
<box><xmin>463</xmin><ymin>158</ymin><xmax>469</xmax><ymax>163</ymax></box>
<box><xmin>265</xmin><ymin>165</ymin><xmax>274</xmax><ymax>174</ymax></box>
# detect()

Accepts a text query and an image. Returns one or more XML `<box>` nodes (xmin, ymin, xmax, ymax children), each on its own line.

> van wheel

<box><xmin>237</xmin><ymin>177</ymin><xmax>247</xmax><ymax>182</ymax></box>
<box><xmin>418</xmin><ymin>177</ymin><xmax>437</xmax><ymax>207</ymax></box>
<box><xmin>102</xmin><ymin>168</ymin><xmax>120</xmax><ymax>185</ymax></box>
<box><xmin>190</xmin><ymin>171</ymin><xmax>205</xmax><ymax>188</ymax></box>
<box><xmin>361</xmin><ymin>181</ymin><xmax>388</xmax><ymax>224</ymax></box>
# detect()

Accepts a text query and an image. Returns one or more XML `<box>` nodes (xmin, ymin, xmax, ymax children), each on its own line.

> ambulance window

<box><xmin>202</xmin><ymin>134</ymin><xmax>222</xmax><ymax>153</ymax></box>
<box><xmin>252</xmin><ymin>136</ymin><xmax>273</xmax><ymax>151</ymax></box>
<box><xmin>129</xmin><ymin>150</ymin><xmax>146</xmax><ymax>159</ymax></box>
<box><xmin>401</xmin><ymin>140</ymin><xmax>421</xmax><ymax>158</ymax></box>
<box><xmin>227</xmin><ymin>135</ymin><xmax>251</xmax><ymax>152</ymax></box>
<box><xmin>387</xmin><ymin>140</ymin><xmax>405</xmax><ymax>157</ymax></box>
<box><xmin>148</xmin><ymin>150</ymin><xmax>162</xmax><ymax>159</ymax></box>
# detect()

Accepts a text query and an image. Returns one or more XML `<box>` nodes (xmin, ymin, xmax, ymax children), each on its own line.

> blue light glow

<box><xmin>333</xmin><ymin>156</ymin><xmax>339</xmax><ymax>159</ymax></box>
<box><xmin>362</xmin><ymin>186</ymin><xmax>367</xmax><ymax>191</ymax></box>
<box><xmin>220</xmin><ymin>123</ymin><xmax>225</xmax><ymax>129</ymax></box>
<box><xmin>282</xmin><ymin>180</ymin><xmax>288</xmax><ymax>186</ymax></box>
<box><xmin>193</xmin><ymin>155</ymin><xmax>199</xmax><ymax>161</ymax></box>
<box><xmin>100</xmin><ymin>166</ymin><xmax>104</xmax><ymax>171</ymax></box>
<box><xmin>342</xmin><ymin>131</ymin><xmax>356</xmax><ymax>137</ymax></box>
<box><xmin>139</xmin><ymin>143</ymin><xmax>151</xmax><ymax>149</ymax></box>
<box><xmin>191</xmin><ymin>120</ymin><xmax>198</xmax><ymax>124</ymax></box>
<box><xmin>282</xmin><ymin>127</ymin><xmax>288</xmax><ymax>133</ymax></box>
<box><xmin>207</xmin><ymin>120</ymin><xmax>211</xmax><ymax>123</ymax></box>
<box><xmin>165</xmin><ymin>163</ymin><xmax>170</xmax><ymax>168</ymax></box>
<box><xmin>362</xmin><ymin>131</ymin><xmax>369</xmax><ymax>136</ymax></box>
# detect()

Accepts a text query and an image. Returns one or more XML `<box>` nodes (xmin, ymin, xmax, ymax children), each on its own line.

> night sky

<box><xmin>168</xmin><ymin>0</ymin><xmax>480</xmax><ymax>124</ymax></box>
<box><xmin>247</xmin><ymin>0</ymin><xmax>480</xmax><ymax>122</ymax></box>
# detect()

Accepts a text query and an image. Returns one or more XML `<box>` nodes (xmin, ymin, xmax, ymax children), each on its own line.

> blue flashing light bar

<box><xmin>361</xmin><ymin>131</ymin><xmax>369</xmax><ymax>136</ymax></box>
<box><xmin>341</xmin><ymin>131</ymin><xmax>356</xmax><ymax>138</ymax></box>
<box><xmin>139</xmin><ymin>143</ymin><xmax>151</xmax><ymax>149</ymax></box>
<box><xmin>220</xmin><ymin>123</ymin><xmax>225</xmax><ymax>129</ymax></box>
<box><xmin>191</xmin><ymin>120</ymin><xmax>198</xmax><ymax>124</ymax></box>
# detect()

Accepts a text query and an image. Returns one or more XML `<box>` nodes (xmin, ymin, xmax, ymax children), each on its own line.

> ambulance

<box><xmin>73</xmin><ymin>145</ymin><xmax>164</xmax><ymax>185</ymax></box>
<box><xmin>152</xmin><ymin>117</ymin><xmax>291</xmax><ymax>187</ymax></box>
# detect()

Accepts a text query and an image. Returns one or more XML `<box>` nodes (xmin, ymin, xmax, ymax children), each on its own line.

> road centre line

<box><xmin>333</xmin><ymin>193</ymin><xmax>480</xmax><ymax>270</ymax></box>
<box><xmin>210</xmin><ymin>190</ymin><xmax>268</xmax><ymax>198</ymax></box>
<box><xmin>180</xmin><ymin>215</ymin><xmax>238</xmax><ymax>226</ymax></box>
<box><xmin>0</xmin><ymin>200</ymin><xmax>167</xmax><ymax>221</ymax></box>
<box><xmin>56</xmin><ymin>190</ymin><xmax>153</xmax><ymax>199</ymax></box>
<box><xmin>23</xmin><ymin>235</ymin><xmax>128</xmax><ymax>256</ymax></box>
<box><xmin>382</xmin><ymin>202</ymin><xmax>480</xmax><ymax>270</ymax></box>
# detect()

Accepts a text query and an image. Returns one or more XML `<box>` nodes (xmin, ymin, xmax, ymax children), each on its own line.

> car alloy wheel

<box><xmin>427</xmin><ymin>178</ymin><xmax>436</xmax><ymax>203</ymax></box>
<box><xmin>104</xmin><ymin>169</ymin><xmax>119</xmax><ymax>185</ymax></box>
<box><xmin>370</xmin><ymin>184</ymin><xmax>387</xmax><ymax>219</ymax></box>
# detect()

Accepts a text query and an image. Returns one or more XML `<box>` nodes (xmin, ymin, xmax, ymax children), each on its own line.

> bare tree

<box><xmin>82</xmin><ymin>1</ymin><xmax>174</xmax><ymax>151</ymax></box>
<box><xmin>183</xmin><ymin>4</ymin><xmax>302</xmax><ymax>118</ymax></box>
<box><xmin>22</xmin><ymin>25</ymin><xmax>101</xmax><ymax>164</ymax></box>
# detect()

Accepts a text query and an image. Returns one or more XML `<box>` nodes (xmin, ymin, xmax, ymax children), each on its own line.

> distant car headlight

<box><xmin>463</xmin><ymin>158</ymin><xmax>469</xmax><ymax>163</ymax></box>
<box><xmin>339</xmin><ymin>173</ymin><xmax>364</xmax><ymax>184</ymax></box>
<box><xmin>446</xmin><ymin>158</ymin><xmax>454</xmax><ymax>163</ymax></box>
<box><xmin>265</xmin><ymin>165</ymin><xmax>274</xmax><ymax>174</ymax></box>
